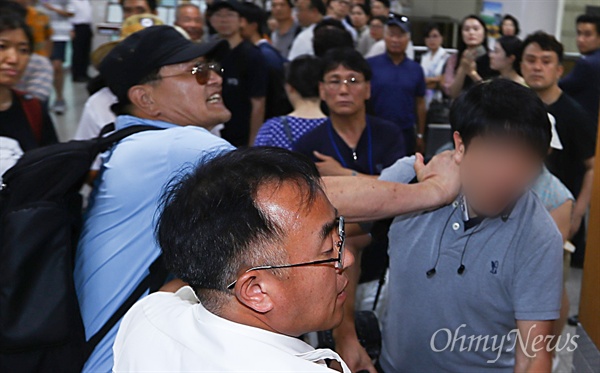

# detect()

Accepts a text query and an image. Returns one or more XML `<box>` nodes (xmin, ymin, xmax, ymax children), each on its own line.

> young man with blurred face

<box><xmin>325</xmin><ymin>0</ymin><xmax>357</xmax><ymax>40</ymax></box>
<box><xmin>270</xmin><ymin>0</ymin><xmax>298</xmax><ymax>58</ymax></box>
<box><xmin>559</xmin><ymin>14</ymin><xmax>600</xmax><ymax>122</ymax></box>
<box><xmin>521</xmin><ymin>31</ymin><xmax>596</xmax><ymax>269</ymax></box>
<box><xmin>75</xmin><ymin>26</ymin><xmax>233</xmax><ymax>372</ymax></box>
<box><xmin>174</xmin><ymin>4</ymin><xmax>204</xmax><ymax>42</ymax></box>
<box><xmin>367</xmin><ymin>14</ymin><xmax>426</xmax><ymax>155</ymax></box>
<box><xmin>210</xmin><ymin>0</ymin><xmax>267</xmax><ymax>147</ymax></box>
<box><xmin>333</xmin><ymin>80</ymin><xmax>563</xmax><ymax>373</ymax></box>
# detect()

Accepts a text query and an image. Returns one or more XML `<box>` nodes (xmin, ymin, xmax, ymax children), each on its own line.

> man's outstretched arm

<box><xmin>323</xmin><ymin>151</ymin><xmax>461</xmax><ymax>222</ymax></box>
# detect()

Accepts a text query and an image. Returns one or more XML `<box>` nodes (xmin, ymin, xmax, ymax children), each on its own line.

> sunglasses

<box><xmin>158</xmin><ymin>62</ymin><xmax>224</xmax><ymax>85</ymax></box>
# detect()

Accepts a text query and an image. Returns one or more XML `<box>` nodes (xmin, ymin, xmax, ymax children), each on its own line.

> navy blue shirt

<box><xmin>560</xmin><ymin>48</ymin><xmax>600</xmax><ymax>122</ymax></box>
<box><xmin>292</xmin><ymin>115</ymin><xmax>406</xmax><ymax>175</ymax></box>
<box><xmin>367</xmin><ymin>54</ymin><xmax>426</xmax><ymax>130</ymax></box>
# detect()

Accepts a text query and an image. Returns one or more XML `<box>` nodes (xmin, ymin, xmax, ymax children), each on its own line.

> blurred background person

<box><xmin>288</xmin><ymin>0</ymin><xmax>326</xmax><ymax>60</ymax></box>
<box><xmin>489</xmin><ymin>35</ymin><xmax>524</xmax><ymax>85</ymax></box>
<box><xmin>174</xmin><ymin>3</ymin><xmax>204</xmax><ymax>42</ymax></box>
<box><xmin>270</xmin><ymin>0</ymin><xmax>298</xmax><ymax>58</ymax></box>
<box><xmin>420</xmin><ymin>23</ymin><xmax>449</xmax><ymax>109</ymax></box>
<box><xmin>443</xmin><ymin>14</ymin><xmax>498</xmax><ymax>99</ymax></box>
<box><xmin>369</xmin><ymin>0</ymin><xmax>388</xmax><ymax>17</ymax></box>
<box><xmin>69</xmin><ymin>0</ymin><xmax>92</xmax><ymax>82</ymax></box>
<box><xmin>499</xmin><ymin>14</ymin><xmax>520</xmax><ymax>37</ymax></box>
<box><xmin>254</xmin><ymin>55</ymin><xmax>326</xmax><ymax>150</ymax></box>
<box><xmin>351</xmin><ymin>3</ymin><xmax>372</xmax><ymax>55</ymax></box>
<box><xmin>325</xmin><ymin>0</ymin><xmax>357</xmax><ymax>40</ymax></box>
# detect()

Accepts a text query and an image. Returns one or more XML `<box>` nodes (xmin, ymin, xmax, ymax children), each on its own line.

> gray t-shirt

<box><xmin>378</xmin><ymin>156</ymin><xmax>563</xmax><ymax>373</ymax></box>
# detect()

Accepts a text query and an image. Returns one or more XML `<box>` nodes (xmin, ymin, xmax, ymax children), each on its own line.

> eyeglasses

<box><xmin>159</xmin><ymin>62</ymin><xmax>223</xmax><ymax>85</ymax></box>
<box><xmin>323</xmin><ymin>77</ymin><xmax>365</xmax><ymax>91</ymax></box>
<box><xmin>226</xmin><ymin>216</ymin><xmax>346</xmax><ymax>290</ymax></box>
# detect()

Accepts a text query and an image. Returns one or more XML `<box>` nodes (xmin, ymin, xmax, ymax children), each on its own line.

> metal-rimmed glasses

<box><xmin>226</xmin><ymin>216</ymin><xmax>346</xmax><ymax>290</ymax></box>
<box><xmin>323</xmin><ymin>77</ymin><xmax>365</xmax><ymax>91</ymax></box>
<box><xmin>159</xmin><ymin>61</ymin><xmax>223</xmax><ymax>85</ymax></box>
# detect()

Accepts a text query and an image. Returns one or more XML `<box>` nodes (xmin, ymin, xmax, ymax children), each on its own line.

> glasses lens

<box><xmin>193</xmin><ymin>62</ymin><xmax>223</xmax><ymax>85</ymax></box>
<box><xmin>337</xmin><ymin>216</ymin><xmax>345</xmax><ymax>269</ymax></box>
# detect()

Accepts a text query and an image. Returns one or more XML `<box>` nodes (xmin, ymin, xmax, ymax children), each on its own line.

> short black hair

<box><xmin>424</xmin><ymin>23</ymin><xmax>443</xmax><ymax>38</ymax></box>
<box><xmin>450</xmin><ymin>79</ymin><xmax>551</xmax><ymax>158</ymax></box>
<box><xmin>307</xmin><ymin>0</ymin><xmax>327</xmax><ymax>15</ymax></box>
<box><xmin>496</xmin><ymin>35</ymin><xmax>523</xmax><ymax>73</ymax></box>
<box><xmin>313</xmin><ymin>20</ymin><xmax>353</xmax><ymax>57</ymax></box>
<box><xmin>240</xmin><ymin>2</ymin><xmax>267</xmax><ymax>35</ymax></box>
<box><xmin>156</xmin><ymin>147</ymin><xmax>323</xmax><ymax>305</ymax></box>
<box><xmin>321</xmin><ymin>47</ymin><xmax>372</xmax><ymax>81</ymax></box>
<box><xmin>500</xmin><ymin>14</ymin><xmax>520</xmax><ymax>36</ymax></box>
<box><xmin>0</xmin><ymin>6</ymin><xmax>34</xmax><ymax>53</ymax></box>
<box><xmin>372</xmin><ymin>0</ymin><xmax>390</xmax><ymax>9</ymax></box>
<box><xmin>369</xmin><ymin>15</ymin><xmax>387</xmax><ymax>26</ymax></box>
<box><xmin>286</xmin><ymin>55</ymin><xmax>323</xmax><ymax>98</ymax></box>
<box><xmin>576</xmin><ymin>14</ymin><xmax>600</xmax><ymax>35</ymax></box>
<box><xmin>351</xmin><ymin>3</ymin><xmax>370</xmax><ymax>18</ymax></box>
<box><xmin>119</xmin><ymin>0</ymin><xmax>157</xmax><ymax>12</ymax></box>
<box><xmin>522</xmin><ymin>31</ymin><xmax>564</xmax><ymax>63</ymax></box>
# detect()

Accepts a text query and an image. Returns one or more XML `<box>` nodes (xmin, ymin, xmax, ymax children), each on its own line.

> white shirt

<box><xmin>288</xmin><ymin>24</ymin><xmax>316</xmax><ymax>60</ymax></box>
<box><xmin>114</xmin><ymin>286</ymin><xmax>351</xmax><ymax>372</ymax></box>
<box><xmin>365</xmin><ymin>39</ymin><xmax>414</xmax><ymax>59</ymax></box>
<box><xmin>70</xmin><ymin>0</ymin><xmax>92</xmax><ymax>24</ymax></box>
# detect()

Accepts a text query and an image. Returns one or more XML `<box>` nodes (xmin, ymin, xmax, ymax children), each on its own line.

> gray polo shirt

<box><xmin>378</xmin><ymin>157</ymin><xmax>563</xmax><ymax>373</ymax></box>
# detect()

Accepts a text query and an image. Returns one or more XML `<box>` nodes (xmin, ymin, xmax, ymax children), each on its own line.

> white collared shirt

<box><xmin>113</xmin><ymin>286</ymin><xmax>351</xmax><ymax>372</ymax></box>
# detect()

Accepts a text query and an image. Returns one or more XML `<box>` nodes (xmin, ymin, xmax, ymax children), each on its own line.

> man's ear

<box><xmin>319</xmin><ymin>82</ymin><xmax>326</xmax><ymax>101</ymax></box>
<box><xmin>364</xmin><ymin>81</ymin><xmax>371</xmax><ymax>100</ymax></box>
<box><xmin>453</xmin><ymin>131</ymin><xmax>465</xmax><ymax>164</ymax></box>
<box><xmin>234</xmin><ymin>272</ymin><xmax>275</xmax><ymax>314</ymax></box>
<box><xmin>128</xmin><ymin>85</ymin><xmax>160</xmax><ymax>117</ymax></box>
<box><xmin>557</xmin><ymin>63</ymin><xmax>564</xmax><ymax>79</ymax></box>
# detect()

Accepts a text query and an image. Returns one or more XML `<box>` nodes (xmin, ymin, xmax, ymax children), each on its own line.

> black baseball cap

<box><xmin>209</xmin><ymin>0</ymin><xmax>243</xmax><ymax>13</ymax></box>
<box><xmin>99</xmin><ymin>25</ymin><xmax>229</xmax><ymax>101</ymax></box>
<box><xmin>387</xmin><ymin>13</ymin><xmax>411</xmax><ymax>33</ymax></box>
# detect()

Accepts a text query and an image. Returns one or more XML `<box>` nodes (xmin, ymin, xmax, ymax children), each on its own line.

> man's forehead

<box><xmin>123</xmin><ymin>0</ymin><xmax>150</xmax><ymax>8</ymax></box>
<box><xmin>324</xmin><ymin>66</ymin><xmax>364</xmax><ymax>77</ymax></box>
<box><xmin>523</xmin><ymin>45</ymin><xmax>557</xmax><ymax>58</ymax></box>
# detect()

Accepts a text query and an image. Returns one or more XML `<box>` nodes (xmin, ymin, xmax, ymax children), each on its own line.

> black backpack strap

<box><xmin>98</xmin><ymin>123</ymin><xmax>115</xmax><ymax>137</ymax></box>
<box><xmin>85</xmin><ymin>255</ymin><xmax>168</xmax><ymax>356</ymax></box>
<box><xmin>97</xmin><ymin>125</ymin><xmax>163</xmax><ymax>152</ymax></box>
<box><xmin>280</xmin><ymin>116</ymin><xmax>294</xmax><ymax>144</ymax></box>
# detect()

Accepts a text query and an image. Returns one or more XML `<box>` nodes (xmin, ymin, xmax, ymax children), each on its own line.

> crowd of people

<box><xmin>1</xmin><ymin>0</ymin><xmax>599</xmax><ymax>371</ymax></box>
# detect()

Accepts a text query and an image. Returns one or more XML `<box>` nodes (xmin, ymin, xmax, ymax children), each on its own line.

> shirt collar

<box><xmin>115</xmin><ymin>115</ymin><xmax>180</xmax><ymax>131</ymax></box>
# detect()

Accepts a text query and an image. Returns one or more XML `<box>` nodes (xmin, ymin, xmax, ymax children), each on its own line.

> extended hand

<box><xmin>414</xmin><ymin>151</ymin><xmax>461</xmax><ymax>205</ymax></box>
<box><xmin>335</xmin><ymin>336</ymin><xmax>377</xmax><ymax>373</ymax></box>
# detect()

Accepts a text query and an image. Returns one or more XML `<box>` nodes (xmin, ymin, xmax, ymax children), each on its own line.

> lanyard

<box><xmin>326</xmin><ymin>119</ymin><xmax>374</xmax><ymax>175</ymax></box>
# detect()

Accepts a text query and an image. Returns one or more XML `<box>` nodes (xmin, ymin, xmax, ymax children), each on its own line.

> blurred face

<box><xmin>320</xmin><ymin>65</ymin><xmax>370</xmax><ymax>116</ymax></box>
<box><xmin>295</xmin><ymin>0</ymin><xmax>316</xmax><ymax>28</ymax></box>
<box><xmin>384</xmin><ymin>25</ymin><xmax>409</xmax><ymax>55</ymax></box>
<box><xmin>175</xmin><ymin>6</ymin><xmax>204</xmax><ymax>41</ymax></box>
<box><xmin>462</xmin><ymin>18</ymin><xmax>485</xmax><ymax>47</ymax></box>
<box><xmin>350</xmin><ymin>5</ymin><xmax>368</xmax><ymax>29</ymax></box>
<box><xmin>501</xmin><ymin>19</ymin><xmax>516</xmax><ymax>36</ymax></box>
<box><xmin>370</xmin><ymin>0</ymin><xmax>387</xmax><ymax>17</ymax></box>
<box><xmin>271</xmin><ymin>0</ymin><xmax>293</xmax><ymax>22</ymax></box>
<box><xmin>576</xmin><ymin>22</ymin><xmax>600</xmax><ymax>54</ymax></box>
<box><xmin>122</xmin><ymin>0</ymin><xmax>153</xmax><ymax>19</ymax></box>
<box><xmin>329</xmin><ymin>0</ymin><xmax>351</xmax><ymax>20</ymax></box>
<box><xmin>0</xmin><ymin>28</ymin><xmax>31</xmax><ymax>88</ymax></box>
<box><xmin>455</xmin><ymin>133</ymin><xmax>544</xmax><ymax>217</ymax></box>
<box><xmin>253</xmin><ymin>183</ymin><xmax>354</xmax><ymax>335</ymax></box>
<box><xmin>369</xmin><ymin>19</ymin><xmax>384</xmax><ymax>40</ymax></box>
<box><xmin>489</xmin><ymin>42</ymin><xmax>513</xmax><ymax>71</ymax></box>
<box><xmin>425</xmin><ymin>28</ymin><xmax>443</xmax><ymax>51</ymax></box>
<box><xmin>147</xmin><ymin>58</ymin><xmax>231</xmax><ymax>127</ymax></box>
<box><xmin>521</xmin><ymin>42</ymin><xmax>563</xmax><ymax>92</ymax></box>
<box><xmin>267</xmin><ymin>17</ymin><xmax>279</xmax><ymax>32</ymax></box>
<box><xmin>210</xmin><ymin>8</ymin><xmax>241</xmax><ymax>37</ymax></box>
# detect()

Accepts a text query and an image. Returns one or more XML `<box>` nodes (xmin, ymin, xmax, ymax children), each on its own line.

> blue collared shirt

<box><xmin>367</xmin><ymin>53</ymin><xmax>426</xmax><ymax>130</ymax></box>
<box><xmin>74</xmin><ymin>115</ymin><xmax>234</xmax><ymax>372</ymax></box>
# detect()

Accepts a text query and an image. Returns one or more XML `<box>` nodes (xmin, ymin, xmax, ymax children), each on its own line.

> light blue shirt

<box><xmin>74</xmin><ymin>115</ymin><xmax>234</xmax><ymax>372</ymax></box>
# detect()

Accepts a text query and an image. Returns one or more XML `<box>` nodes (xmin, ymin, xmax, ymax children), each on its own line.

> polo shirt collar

<box><xmin>384</xmin><ymin>52</ymin><xmax>407</xmax><ymax>66</ymax></box>
<box><xmin>115</xmin><ymin>115</ymin><xmax>180</xmax><ymax>131</ymax></box>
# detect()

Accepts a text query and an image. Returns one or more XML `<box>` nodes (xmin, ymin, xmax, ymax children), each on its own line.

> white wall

<box><xmin>495</xmin><ymin>0</ymin><xmax>563</xmax><ymax>38</ymax></box>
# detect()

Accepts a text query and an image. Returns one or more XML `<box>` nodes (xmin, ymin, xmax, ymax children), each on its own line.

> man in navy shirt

<box><xmin>293</xmin><ymin>47</ymin><xmax>405</xmax><ymax>175</ymax></box>
<box><xmin>367</xmin><ymin>13</ymin><xmax>426</xmax><ymax>155</ymax></box>
<box><xmin>560</xmin><ymin>14</ymin><xmax>600</xmax><ymax>123</ymax></box>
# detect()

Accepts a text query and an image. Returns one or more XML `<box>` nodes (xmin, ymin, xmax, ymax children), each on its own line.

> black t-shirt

<box><xmin>546</xmin><ymin>93</ymin><xmax>597</xmax><ymax>197</ymax></box>
<box><xmin>0</xmin><ymin>90</ymin><xmax>57</xmax><ymax>152</ymax></box>
<box><xmin>293</xmin><ymin>115</ymin><xmax>406</xmax><ymax>283</ymax></box>
<box><xmin>220</xmin><ymin>40</ymin><xmax>268</xmax><ymax>147</ymax></box>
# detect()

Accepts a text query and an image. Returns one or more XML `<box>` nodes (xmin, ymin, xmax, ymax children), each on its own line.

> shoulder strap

<box><xmin>86</xmin><ymin>254</ymin><xmax>168</xmax><ymax>356</ymax></box>
<box><xmin>280</xmin><ymin>116</ymin><xmax>294</xmax><ymax>144</ymax></box>
<box><xmin>14</xmin><ymin>90</ymin><xmax>43</xmax><ymax>145</ymax></box>
<box><xmin>97</xmin><ymin>124</ymin><xmax>163</xmax><ymax>152</ymax></box>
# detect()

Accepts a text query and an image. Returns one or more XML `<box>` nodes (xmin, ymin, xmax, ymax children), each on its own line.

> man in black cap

<box><xmin>74</xmin><ymin>25</ymin><xmax>235</xmax><ymax>372</ymax></box>
<box><xmin>209</xmin><ymin>0</ymin><xmax>268</xmax><ymax>147</ymax></box>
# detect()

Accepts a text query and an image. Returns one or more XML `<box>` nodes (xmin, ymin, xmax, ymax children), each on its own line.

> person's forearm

<box><xmin>416</xmin><ymin>99</ymin><xmax>426</xmax><ymax>136</ymax></box>
<box><xmin>323</xmin><ymin>177</ymin><xmax>448</xmax><ymax>222</ymax></box>
<box><xmin>448</xmin><ymin>67</ymin><xmax>467</xmax><ymax>99</ymax></box>
<box><xmin>574</xmin><ymin>168</ymin><xmax>594</xmax><ymax>218</ymax></box>
<box><xmin>248</xmin><ymin>98</ymin><xmax>265</xmax><ymax>146</ymax></box>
